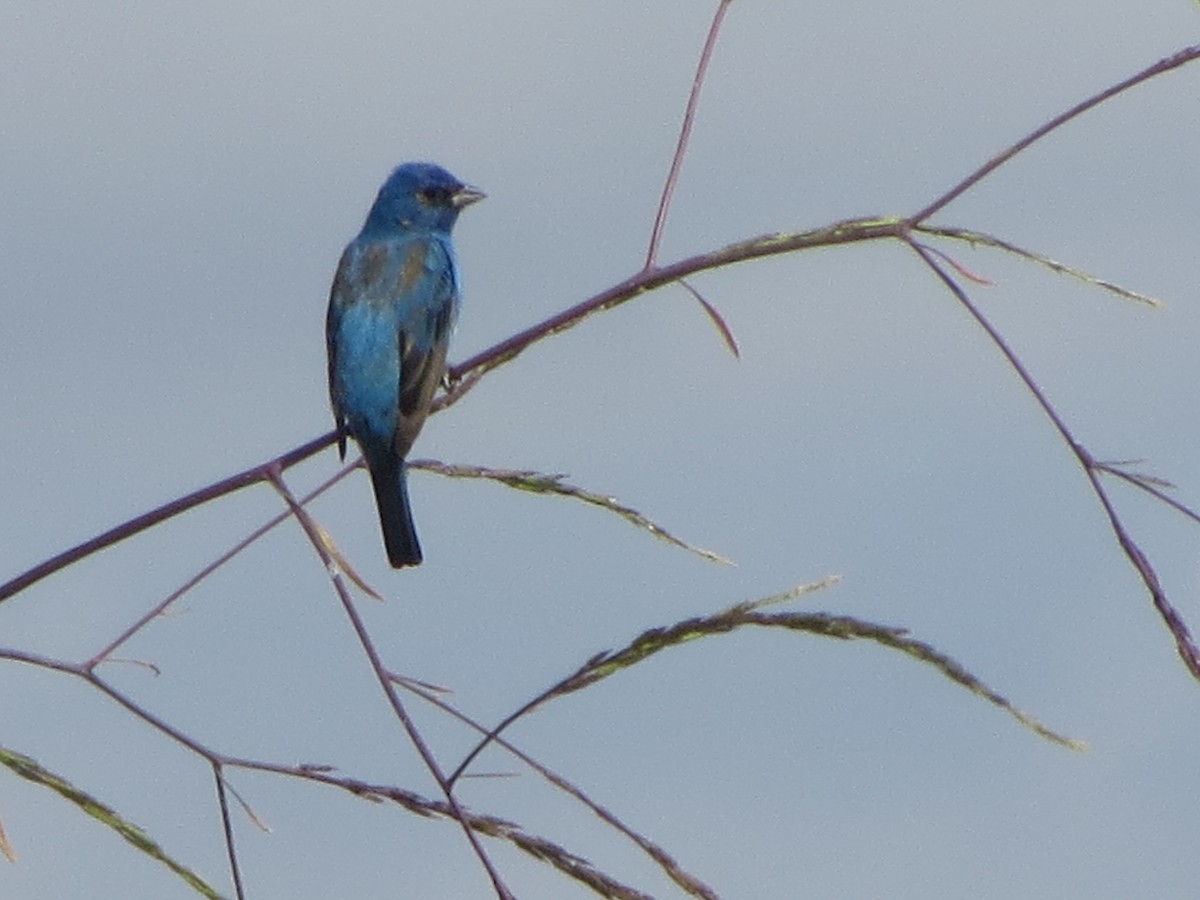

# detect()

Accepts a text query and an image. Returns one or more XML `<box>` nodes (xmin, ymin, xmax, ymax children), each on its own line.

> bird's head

<box><xmin>362</xmin><ymin>162</ymin><xmax>485</xmax><ymax>236</ymax></box>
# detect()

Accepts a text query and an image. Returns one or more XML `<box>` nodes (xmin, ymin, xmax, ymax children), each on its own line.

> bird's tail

<box><xmin>366</xmin><ymin>453</ymin><xmax>423</xmax><ymax>568</ymax></box>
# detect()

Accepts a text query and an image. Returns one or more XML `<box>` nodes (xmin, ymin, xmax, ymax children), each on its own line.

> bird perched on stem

<box><xmin>326</xmin><ymin>162</ymin><xmax>484</xmax><ymax>567</ymax></box>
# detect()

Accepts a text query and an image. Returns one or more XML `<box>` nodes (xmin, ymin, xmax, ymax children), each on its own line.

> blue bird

<box><xmin>326</xmin><ymin>162</ymin><xmax>484</xmax><ymax>567</ymax></box>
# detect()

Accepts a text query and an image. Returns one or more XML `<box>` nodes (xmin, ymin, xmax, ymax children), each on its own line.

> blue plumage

<box><xmin>326</xmin><ymin>163</ymin><xmax>484</xmax><ymax>567</ymax></box>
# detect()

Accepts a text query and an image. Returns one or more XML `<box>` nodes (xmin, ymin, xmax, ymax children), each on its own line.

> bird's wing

<box><xmin>393</xmin><ymin>237</ymin><xmax>458</xmax><ymax>458</ymax></box>
<box><xmin>325</xmin><ymin>244</ymin><xmax>361</xmax><ymax>460</ymax></box>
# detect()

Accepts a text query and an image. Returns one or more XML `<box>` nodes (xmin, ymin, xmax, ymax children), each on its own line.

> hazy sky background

<box><xmin>3</xmin><ymin>2</ymin><xmax>1200</xmax><ymax>898</ymax></box>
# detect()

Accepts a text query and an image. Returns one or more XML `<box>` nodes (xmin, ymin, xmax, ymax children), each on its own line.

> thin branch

<box><xmin>1096</xmin><ymin>462</ymin><xmax>1200</xmax><ymax>528</ymax></box>
<box><xmin>679</xmin><ymin>278</ymin><xmax>741</xmax><ymax>358</ymax></box>
<box><xmin>909</xmin><ymin>45</ymin><xmax>1200</xmax><ymax>223</ymax></box>
<box><xmin>213</xmin><ymin>765</ymin><xmax>245</xmax><ymax>900</ymax></box>
<box><xmin>86</xmin><ymin>459</ymin><xmax>360</xmax><ymax>668</ymax></box>
<box><xmin>450</xmin><ymin>577</ymin><xmax>1079</xmax><ymax>787</ymax></box>
<box><xmin>907</xmin><ymin>240</ymin><xmax>1200</xmax><ymax>679</ymax></box>
<box><xmin>0</xmin><ymin>431</ymin><xmax>336</xmax><ymax>604</ymax></box>
<box><xmin>227</xmin><ymin>757</ymin><xmax>658</xmax><ymax>900</ymax></box>
<box><xmin>265</xmin><ymin>469</ymin><xmax>515</xmax><ymax>900</ymax></box>
<box><xmin>3</xmin><ymin>641</ymin><xmax>666</xmax><ymax>899</ymax></box>
<box><xmin>0</xmin><ymin>806</ymin><xmax>14</xmax><ymax>863</ymax></box>
<box><xmin>413</xmin><ymin>461</ymin><xmax>731</xmax><ymax>564</ymax></box>
<box><xmin>393</xmin><ymin>673</ymin><xmax>720</xmax><ymax>900</ymax></box>
<box><xmin>445</xmin><ymin>48</ymin><xmax>1200</xmax><ymax>393</ymax></box>
<box><xmin>0</xmin><ymin>744</ymin><xmax>225</xmax><ymax>899</ymax></box>
<box><xmin>917</xmin><ymin>225</ymin><xmax>1163</xmax><ymax>308</ymax></box>
<box><xmin>645</xmin><ymin>0</ymin><xmax>735</xmax><ymax>269</ymax></box>
<box><xmin>911</xmin><ymin>241</ymin><xmax>995</xmax><ymax>286</ymax></box>
<box><xmin>446</xmin><ymin>216</ymin><xmax>905</xmax><ymax>393</ymax></box>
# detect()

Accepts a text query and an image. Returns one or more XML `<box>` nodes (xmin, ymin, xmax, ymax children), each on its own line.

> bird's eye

<box><xmin>416</xmin><ymin>187</ymin><xmax>452</xmax><ymax>205</ymax></box>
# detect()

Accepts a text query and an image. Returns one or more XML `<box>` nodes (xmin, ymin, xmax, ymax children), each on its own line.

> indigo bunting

<box><xmin>326</xmin><ymin>162</ymin><xmax>484</xmax><ymax>567</ymax></box>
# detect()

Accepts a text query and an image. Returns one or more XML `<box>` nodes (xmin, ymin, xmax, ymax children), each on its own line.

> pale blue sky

<box><xmin>3</xmin><ymin>2</ymin><xmax>1200</xmax><ymax>898</ymax></box>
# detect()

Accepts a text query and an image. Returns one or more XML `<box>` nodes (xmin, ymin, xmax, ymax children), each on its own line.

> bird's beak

<box><xmin>452</xmin><ymin>185</ymin><xmax>487</xmax><ymax>209</ymax></box>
